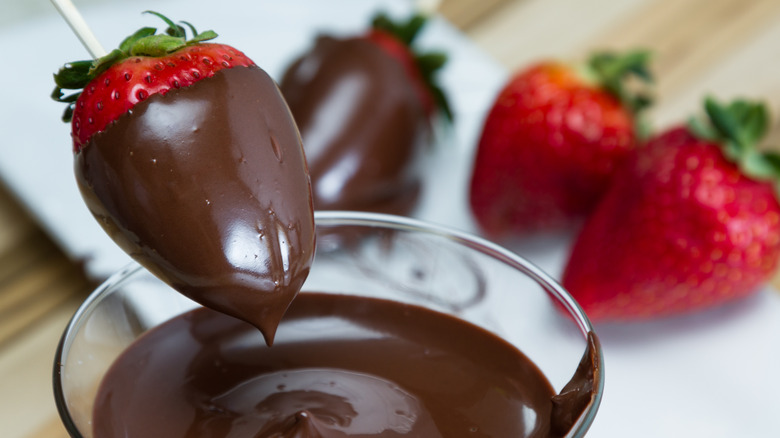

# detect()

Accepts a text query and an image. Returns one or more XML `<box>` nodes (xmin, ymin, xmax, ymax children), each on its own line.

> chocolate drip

<box><xmin>75</xmin><ymin>66</ymin><xmax>315</xmax><ymax>344</ymax></box>
<box><xmin>280</xmin><ymin>36</ymin><xmax>428</xmax><ymax>215</ymax></box>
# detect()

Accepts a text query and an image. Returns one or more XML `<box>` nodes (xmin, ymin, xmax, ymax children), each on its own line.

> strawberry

<box><xmin>53</xmin><ymin>11</ymin><xmax>255</xmax><ymax>152</ymax></box>
<box><xmin>468</xmin><ymin>50</ymin><xmax>652</xmax><ymax>236</ymax></box>
<box><xmin>278</xmin><ymin>12</ymin><xmax>450</xmax><ymax>215</ymax></box>
<box><xmin>52</xmin><ymin>12</ymin><xmax>315</xmax><ymax>343</ymax></box>
<box><xmin>562</xmin><ymin>97</ymin><xmax>780</xmax><ymax>321</ymax></box>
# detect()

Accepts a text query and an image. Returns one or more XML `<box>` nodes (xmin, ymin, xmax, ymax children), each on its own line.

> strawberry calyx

<box><xmin>369</xmin><ymin>12</ymin><xmax>452</xmax><ymax>121</ymax></box>
<box><xmin>52</xmin><ymin>11</ymin><xmax>218</xmax><ymax>123</ymax></box>
<box><xmin>581</xmin><ymin>49</ymin><xmax>654</xmax><ymax>116</ymax></box>
<box><xmin>689</xmin><ymin>96</ymin><xmax>780</xmax><ymax>195</ymax></box>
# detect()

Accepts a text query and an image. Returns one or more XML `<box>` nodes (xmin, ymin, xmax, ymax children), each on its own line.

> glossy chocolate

<box><xmin>93</xmin><ymin>292</ymin><xmax>597</xmax><ymax>438</ymax></box>
<box><xmin>551</xmin><ymin>332</ymin><xmax>601</xmax><ymax>435</ymax></box>
<box><xmin>75</xmin><ymin>66</ymin><xmax>315</xmax><ymax>344</ymax></box>
<box><xmin>279</xmin><ymin>36</ymin><xmax>429</xmax><ymax>215</ymax></box>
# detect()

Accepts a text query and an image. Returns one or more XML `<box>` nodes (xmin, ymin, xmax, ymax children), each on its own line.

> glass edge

<box><xmin>52</xmin><ymin>262</ymin><xmax>145</xmax><ymax>438</ymax></box>
<box><xmin>53</xmin><ymin>211</ymin><xmax>604</xmax><ymax>436</ymax></box>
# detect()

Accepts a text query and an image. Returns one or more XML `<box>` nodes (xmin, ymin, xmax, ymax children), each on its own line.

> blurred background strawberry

<box><xmin>469</xmin><ymin>50</ymin><xmax>652</xmax><ymax>236</ymax></box>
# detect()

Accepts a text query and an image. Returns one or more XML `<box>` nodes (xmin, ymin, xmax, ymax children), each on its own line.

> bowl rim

<box><xmin>53</xmin><ymin>210</ymin><xmax>604</xmax><ymax>437</ymax></box>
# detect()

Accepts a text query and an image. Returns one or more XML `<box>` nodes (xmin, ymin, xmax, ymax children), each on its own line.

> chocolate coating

<box><xmin>75</xmin><ymin>66</ymin><xmax>315</xmax><ymax>344</ymax></box>
<box><xmin>93</xmin><ymin>292</ymin><xmax>571</xmax><ymax>438</ymax></box>
<box><xmin>279</xmin><ymin>36</ymin><xmax>429</xmax><ymax>215</ymax></box>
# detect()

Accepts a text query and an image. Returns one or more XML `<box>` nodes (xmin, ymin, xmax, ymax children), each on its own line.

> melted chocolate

<box><xmin>93</xmin><ymin>293</ymin><xmax>597</xmax><ymax>438</ymax></box>
<box><xmin>75</xmin><ymin>66</ymin><xmax>315</xmax><ymax>344</ymax></box>
<box><xmin>551</xmin><ymin>332</ymin><xmax>601</xmax><ymax>435</ymax></box>
<box><xmin>279</xmin><ymin>36</ymin><xmax>429</xmax><ymax>215</ymax></box>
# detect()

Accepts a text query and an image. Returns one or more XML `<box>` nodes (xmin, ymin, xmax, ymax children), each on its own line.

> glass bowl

<box><xmin>54</xmin><ymin>211</ymin><xmax>603</xmax><ymax>437</ymax></box>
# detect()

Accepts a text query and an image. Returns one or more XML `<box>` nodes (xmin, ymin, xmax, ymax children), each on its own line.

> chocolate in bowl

<box><xmin>54</xmin><ymin>212</ymin><xmax>603</xmax><ymax>437</ymax></box>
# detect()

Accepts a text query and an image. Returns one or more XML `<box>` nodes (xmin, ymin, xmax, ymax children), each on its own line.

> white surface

<box><xmin>0</xmin><ymin>0</ymin><xmax>778</xmax><ymax>436</ymax></box>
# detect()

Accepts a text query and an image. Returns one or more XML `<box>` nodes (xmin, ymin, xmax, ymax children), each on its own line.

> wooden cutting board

<box><xmin>2</xmin><ymin>0</ymin><xmax>779</xmax><ymax>436</ymax></box>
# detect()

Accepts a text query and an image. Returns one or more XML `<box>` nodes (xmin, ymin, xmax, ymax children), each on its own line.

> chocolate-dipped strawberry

<box><xmin>279</xmin><ymin>13</ymin><xmax>451</xmax><ymax>215</ymax></box>
<box><xmin>52</xmin><ymin>12</ymin><xmax>315</xmax><ymax>344</ymax></box>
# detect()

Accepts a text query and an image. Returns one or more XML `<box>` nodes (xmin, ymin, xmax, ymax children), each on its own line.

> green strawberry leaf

<box><xmin>402</xmin><ymin>15</ymin><xmax>427</xmax><ymax>45</ymax></box>
<box><xmin>688</xmin><ymin>115</ymin><xmax>718</xmax><ymax>141</ymax></box>
<box><xmin>89</xmin><ymin>49</ymin><xmax>125</xmax><ymax>77</ymax></box>
<box><xmin>130</xmin><ymin>34</ymin><xmax>187</xmax><ymax>56</ymax></box>
<box><xmin>190</xmin><ymin>30</ymin><xmax>218</xmax><ymax>44</ymax></box>
<box><xmin>588</xmin><ymin>49</ymin><xmax>654</xmax><ymax>115</ymax></box>
<box><xmin>179</xmin><ymin>21</ymin><xmax>199</xmax><ymax>36</ymax></box>
<box><xmin>429</xmin><ymin>80</ymin><xmax>453</xmax><ymax>122</ymax></box>
<box><xmin>692</xmin><ymin>96</ymin><xmax>779</xmax><ymax>195</ymax></box>
<box><xmin>52</xmin><ymin>60</ymin><xmax>94</xmax><ymax>122</ymax></box>
<box><xmin>372</xmin><ymin>12</ymin><xmax>427</xmax><ymax>46</ymax></box>
<box><xmin>51</xmin><ymin>90</ymin><xmax>80</xmax><ymax>103</ymax></box>
<box><xmin>705</xmin><ymin>98</ymin><xmax>745</xmax><ymax>155</ymax></box>
<box><xmin>742</xmin><ymin>103</ymin><xmax>768</xmax><ymax>145</ymax></box>
<box><xmin>703</xmin><ymin>97</ymin><xmax>769</xmax><ymax>153</ymax></box>
<box><xmin>721</xmin><ymin>139</ymin><xmax>742</xmax><ymax>162</ymax></box>
<box><xmin>762</xmin><ymin>151</ymin><xmax>780</xmax><ymax>170</ymax></box>
<box><xmin>118</xmin><ymin>27</ymin><xmax>157</xmax><ymax>53</ymax></box>
<box><xmin>174</xmin><ymin>20</ymin><xmax>217</xmax><ymax>43</ymax></box>
<box><xmin>416</xmin><ymin>52</ymin><xmax>447</xmax><ymax>72</ymax></box>
<box><xmin>144</xmin><ymin>10</ymin><xmax>183</xmax><ymax>37</ymax></box>
<box><xmin>741</xmin><ymin>149</ymin><xmax>776</xmax><ymax>179</ymax></box>
<box><xmin>52</xmin><ymin>60</ymin><xmax>93</xmax><ymax>89</ymax></box>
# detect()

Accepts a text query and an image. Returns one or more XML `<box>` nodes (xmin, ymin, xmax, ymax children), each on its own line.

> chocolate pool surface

<box><xmin>92</xmin><ymin>292</ymin><xmax>596</xmax><ymax>438</ymax></box>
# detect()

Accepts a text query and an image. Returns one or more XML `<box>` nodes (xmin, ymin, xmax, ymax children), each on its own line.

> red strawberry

<box><xmin>469</xmin><ymin>51</ymin><xmax>652</xmax><ymax>236</ymax></box>
<box><xmin>562</xmin><ymin>97</ymin><xmax>780</xmax><ymax>320</ymax></box>
<box><xmin>53</xmin><ymin>12</ymin><xmax>255</xmax><ymax>152</ymax></box>
<box><xmin>278</xmin><ymin>12</ymin><xmax>450</xmax><ymax>215</ymax></box>
<box><xmin>52</xmin><ymin>12</ymin><xmax>315</xmax><ymax>343</ymax></box>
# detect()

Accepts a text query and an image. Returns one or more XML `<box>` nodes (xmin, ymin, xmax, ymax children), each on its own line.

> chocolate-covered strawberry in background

<box><xmin>280</xmin><ymin>12</ymin><xmax>451</xmax><ymax>215</ymax></box>
<box><xmin>469</xmin><ymin>50</ymin><xmax>653</xmax><ymax>236</ymax></box>
<box><xmin>52</xmin><ymin>13</ymin><xmax>315</xmax><ymax>344</ymax></box>
<box><xmin>563</xmin><ymin>97</ymin><xmax>780</xmax><ymax>320</ymax></box>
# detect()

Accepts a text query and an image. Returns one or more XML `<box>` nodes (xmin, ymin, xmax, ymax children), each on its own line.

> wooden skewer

<box><xmin>49</xmin><ymin>0</ymin><xmax>107</xmax><ymax>59</ymax></box>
